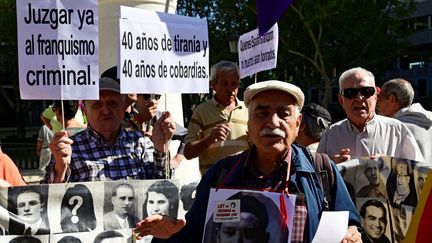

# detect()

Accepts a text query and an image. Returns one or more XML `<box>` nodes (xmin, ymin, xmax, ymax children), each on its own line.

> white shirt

<box><xmin>114</xmin><ymin>214</ymin><xmax>129</xmax><ymax>228</ymax></box>
<box><xmin>317</xmin><ymin>115</ymin><xmax>425</xmax><ymax>162</ymax></box>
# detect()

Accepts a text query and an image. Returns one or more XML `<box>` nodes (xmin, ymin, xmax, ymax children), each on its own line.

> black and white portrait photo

<box><xmin>386</xmin><ymin>158</ymin><xmax>417</xmax><ymax>207</ymax></box>
<box><xmin>7</xmin><ymin>185</ymin><xmax>50</xmax><ymax>235</ymax></box>
<box><xmin>357</xmin><ymin>158</ymin><xmax>389</xmax><ymax>199</ymax></box>
<box><xmin>103</xmin><ymin>183</ymin><xmax>140</xmax><ymax>230</ymax></box>
<box><xmin>142</xmin><ymin>180</ymin><xmax>179</xmax><ymax>219</ymax></box>
<box><xmin>357</xmin><ymin>199</ymin><xmax>392</xmax><ymax>243</ymax></box>
<box><xmin>1</xmin><ymin>235</ymin><xmax>49</xmax><ymax>243</ymax></box>
<box><xmin>203</xmin><ymin>189</ymin><xmax>293</xmax><ymax>243</ymax></box>
<box><xmin>414</xmin><ymin>164</ymin><xmax>432</xmax><ymax>199</ymax></box>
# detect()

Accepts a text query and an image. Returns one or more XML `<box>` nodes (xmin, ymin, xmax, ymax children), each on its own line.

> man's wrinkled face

<box><xmin>212</xmin><ymin>70</ymin><xmax>239</xmax><ymax>106</ymax></box>
<box><xmin>84</xmin><ymin>90</ymin><xmax>125</xmax><ymax>136</ymax></box>
<box><xmin>338</xmin><ymin>72</ymin><xmax>376</xmax><ymax>129</ymax></box>
<box><xmin>362</xmin><ymin>206</ymin><xmax>386</xmax><ymax>240</ymax></box>
<box><xmin>364</xmin><ymin>160</ymin><xmax>380</xmax><ymax>185</ymax></box>
<box><xmin>247</xmin><ymin>90</ymin><xmax>301</xmax><ymax>155</ymax></box>
<box><xmin>146</xmin><ymin>192</ymin><xmax>170</xmax><ymax>216</ymax></box>
<box><xmin>216</xmin><ymin>212</ymin><xmax>267</xmax><ymax>243</ymax></box>
<box><xmin>112</xmin><ymin>186</ymin><xmax>135</xmax><ymax>218</ymax></box>
<box><xmin>17</xmin><ymin>192</ymin><xmax>43</xmax><ymax>224</ymax></box>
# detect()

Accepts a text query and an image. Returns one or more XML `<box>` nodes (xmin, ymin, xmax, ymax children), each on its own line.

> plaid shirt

<box><xmin>42</xmin><ymin>126</ymin><xmax>167</xmax><ymax>183</ymax></box>
<box><xmin>238</xmin><ymin>149</ymin><xmax>308</xmax><ymax>242</ymax></box>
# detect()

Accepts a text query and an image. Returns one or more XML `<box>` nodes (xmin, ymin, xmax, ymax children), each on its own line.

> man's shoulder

<box><xmin>328</xmin><ymin>119</ymin><xmax>349</xmax><ymax>129</ymax></box>
<box><xmin>70</xmin><ymin>129</ymin><xmax>92</xmax><ymax>148</ymax></box>
<box><xmin>374</xmin><ymin>114</ymin><xmax>401</xmax><ymax>124</ymax></box>
<box><xmin>356</xmin><ymin>185</ymin><xmax>371</xmax><ymax>196</ymax></box>
<box><xmin>373</xmin><ymin>115</ymin><xmax>408</xmax><ymax>131</ymax></box>
<box><xmin>192</xmin><ymin>99</ymin><xmax>214</xmax><ymax>113</ymax></box>
<box><xmin>103</xmin><ymin>211</ymin><xmax>116</xmax><ymax>219</ymax></box>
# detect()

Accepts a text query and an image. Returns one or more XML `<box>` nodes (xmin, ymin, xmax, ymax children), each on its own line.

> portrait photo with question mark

<box><xmin>47</xmin><ymin>182</ymin><xmax>104</xmax><ymax>233</ymax></box>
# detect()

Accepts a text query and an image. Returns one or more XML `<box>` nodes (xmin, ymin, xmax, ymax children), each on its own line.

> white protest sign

<box><xmin>119</xmin><ymin>6</ymin><xmax>209</xmax><ymax>94</ymax></box>
<box><xmin>16</xmin><ymin>0</ymin><xmax>99</xmax><ymax>100</ymax></box>
<box><xmin>238</xmin><ymin>24</ymin><xmax>278</xmax><ymax>79</ymax></box>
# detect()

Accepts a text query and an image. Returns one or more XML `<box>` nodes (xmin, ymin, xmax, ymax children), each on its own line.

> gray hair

<box><xmin>301</xmin><ymin>113</ymin><xmax>331</xmax><ymax>140</ymax></box>
<box><xmin>338</xmin><ymin>67</ymin><xmax>375</xmax><ymax>92</ymax></box>
<box><xmin>380</xmin><ymin>78</ymin><xmax>414</xmax><ymax>109</ymax></box>
<box><xmin>209</xmin><ymin>60</ymin><xmax>239</xmax><ymax>84</ymax></box>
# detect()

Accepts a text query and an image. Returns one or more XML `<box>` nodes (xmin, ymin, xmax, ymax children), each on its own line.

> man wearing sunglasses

<box><xmin>317</xmin><ymin>67</ymin><xmax>424</xmax><ymax>163</ymax></box>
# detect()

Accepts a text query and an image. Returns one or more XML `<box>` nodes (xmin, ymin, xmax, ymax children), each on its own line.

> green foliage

<box><xmin>177</xmin><ymin>0</ymin><xmax>256</xmax><ymax>65</ymax></box>
<box><xmin>0</xmin><ymin>0</ymin><xmax>35</xmax><ymax>137</ymax></box>
<box><xmin>177</xmin><ymin>0</ymin><xmax>415</xmax><ymax>107</ymax></box>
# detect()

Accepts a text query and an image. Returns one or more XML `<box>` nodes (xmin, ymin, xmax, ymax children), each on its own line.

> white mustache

<box><xmin>259</xmin><ymin>128</ymin><xmax>286</xmax><ymax>138</ymax></box>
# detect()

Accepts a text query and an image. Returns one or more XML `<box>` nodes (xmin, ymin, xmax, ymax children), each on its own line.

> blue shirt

<box><xmin>153</xmin><ymin>145</ymin><xmax>361</xmax><ymax>243</ymax></box>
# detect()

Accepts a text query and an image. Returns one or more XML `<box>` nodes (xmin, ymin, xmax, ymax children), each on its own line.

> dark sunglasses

<box><xmin>143</xmin><ymin>94</ymin><xmax>161</xmax><ymax>100</ymax></box>
<box><xmin>341</xmin><ymin>87</ymin><xmax>375</xmax><ymax>99</ymax></box>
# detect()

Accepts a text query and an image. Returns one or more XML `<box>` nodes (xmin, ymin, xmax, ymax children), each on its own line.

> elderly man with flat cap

<box><xmin>134</xmin><ymin>80</ymin><xmax>362</xmax><ymax>243</ymax></box>
<box><xmin>43</xmin><ymin>72</ymin><xmax>176</xmax><ymax>183</ymax></box>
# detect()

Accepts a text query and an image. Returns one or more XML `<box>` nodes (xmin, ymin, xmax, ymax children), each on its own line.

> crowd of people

<box><xmin>0</xmin><ymin>61</ymin><xmax>431</xmax><ymax>243</ymax></box>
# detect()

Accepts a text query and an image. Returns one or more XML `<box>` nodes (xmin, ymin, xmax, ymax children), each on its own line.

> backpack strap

<box><xmin>213</xmin><ymin>153</ymin><xmax>246</xmax><ymax>188</ymax></box>
<box><xmin>310</xmin><ymin>151</ymin><xmax>334</xmax><ymax>210</ymax></box>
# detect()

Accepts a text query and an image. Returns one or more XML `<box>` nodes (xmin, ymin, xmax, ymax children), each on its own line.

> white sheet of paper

<box><xmin>312</xmin><ymin>211</ymin><xmax>349</xmax><ymax>243</ymax></box>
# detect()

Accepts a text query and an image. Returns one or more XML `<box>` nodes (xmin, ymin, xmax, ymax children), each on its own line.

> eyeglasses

<box><xmin>143</xmin><ymin>94</ymin><xmax>161</xmax><ymax>100</ymax></box>
<box><xmin>340</xmin><ymin>87</ymin><xmax>375</xmax><ymax>99</ymax></box>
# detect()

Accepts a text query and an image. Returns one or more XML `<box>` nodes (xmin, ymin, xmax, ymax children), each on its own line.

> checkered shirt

<box><xmin>42</xmin><ymin>126</ymin><xmax>167</xmax><ymax>183</ymax></box>
<box><xmin>239</xmin><ymin>150</ymin><xmax>308</xmax><ymax>242</ymax></box>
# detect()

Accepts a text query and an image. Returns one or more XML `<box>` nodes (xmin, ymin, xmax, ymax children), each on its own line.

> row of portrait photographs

<box><xmin>0</xmin><ymin>228</ymin><xmax>132</xmax><ymax>243</ymax></box>
<box><xmin>203</xmin><ymin>188</ymin><xmax>296</xmax><ymax>243</ymax></box>
<box><xmin>337</xmin><ymin>156</ymin><xmax>432</xmax><ymax>208</ymax></box>
<box><xmin>0</xmin><ymin>179</ymin><xmax>199</xmax><ymax>236</ymax></box>
<box><xmin>356</xmin><ymin>198</ymin><xmax>414</xmax><ymax>243</ymax></box>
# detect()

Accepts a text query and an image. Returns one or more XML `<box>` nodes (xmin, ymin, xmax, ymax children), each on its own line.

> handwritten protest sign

<box><xmin>16</xmin><ymin>0</ymin><xmax>99</xmax><ymax>100</ymax></box>
<box><xmin>119</xmin><ymin>6</ymin><xmax>209</xmax><ymax>94</ymax></box>
<box><xmin>238</xmin><ymin>24</ymin><xmax>278</xmax><ymax>79</ymax></box>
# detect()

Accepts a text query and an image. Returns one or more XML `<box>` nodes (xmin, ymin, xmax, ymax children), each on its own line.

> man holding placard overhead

<box><xmin>183</xmin><ymin>60</ymin><xmax>249</xmax><ymax>175</ymax></box>
<box><xmin>42</xmin><ymin>70</ymin><xmax>176</xmax><ymax>183</ymax></box>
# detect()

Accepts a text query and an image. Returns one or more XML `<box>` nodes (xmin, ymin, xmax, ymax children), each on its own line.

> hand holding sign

<box><xmin>152</xmin><ymin>112</ymin><xmax>176</xmax><ymax>153</ymax></box>
<box><xmin>49</xmin><ymin>131</ymin><xmax>73</xmax><ymax>182</ymax></box>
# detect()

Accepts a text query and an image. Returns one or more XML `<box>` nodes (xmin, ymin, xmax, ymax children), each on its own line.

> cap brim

<box><xmin>244</xmin><ymin>80</ymin><xmax>304</xmax><ymax>109</ymax></box>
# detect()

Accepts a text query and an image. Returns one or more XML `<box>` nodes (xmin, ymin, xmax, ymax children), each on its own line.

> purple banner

<box><xmin>256</xmin><ymin>0</ymin><xmax>293</xmax><ymax>35</ymax></box>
